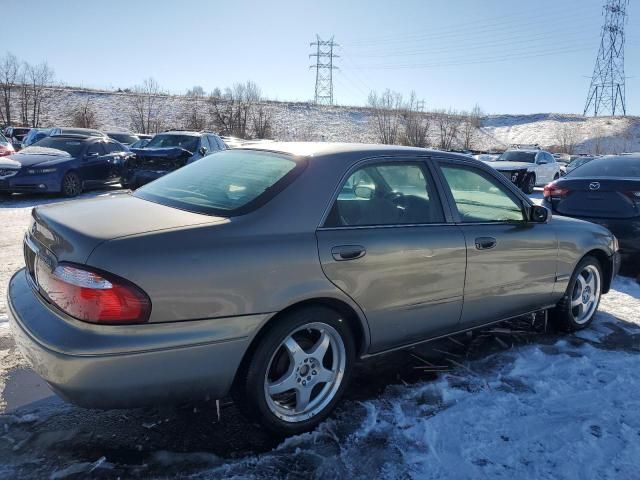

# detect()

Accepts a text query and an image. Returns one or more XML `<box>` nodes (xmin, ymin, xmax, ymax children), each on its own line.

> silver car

<box><xmin>8</xmin><ymin>143</ymin><xmax>619</xmax><ymax>435</ymax></box>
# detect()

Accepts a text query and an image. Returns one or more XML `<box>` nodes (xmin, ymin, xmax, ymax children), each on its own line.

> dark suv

<box><xmin>124</xmin><ymin>130</ymin><xmax>226</xmax><ymax>188</ymax></box>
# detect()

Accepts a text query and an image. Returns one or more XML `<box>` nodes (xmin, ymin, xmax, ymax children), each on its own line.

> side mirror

<box><xmin>530</xmin><ymin>205</ymin><xmax>551</xmax><ymax>223</ymax></box>
<box><xmin>199</xmin><ymin>146</ymin><xmax>208</xmax><ymax>156</ymax></box>
<box><xmin>354</xmin><ymin>185</ymin><xmax>374</xmax><ymax>200</ymax></box>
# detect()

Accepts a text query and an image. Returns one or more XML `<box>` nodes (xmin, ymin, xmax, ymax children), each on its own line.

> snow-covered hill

<box><xmin>20</xmin><ymin>87</ymin><xmax>640</xmax><ymax>154</ymax></box>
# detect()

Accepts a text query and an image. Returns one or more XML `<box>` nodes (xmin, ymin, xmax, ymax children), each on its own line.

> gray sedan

<box><xmin>8</xmin><ymin>143</ymin><xmax>620</xmax><ymax>435</ymax></box>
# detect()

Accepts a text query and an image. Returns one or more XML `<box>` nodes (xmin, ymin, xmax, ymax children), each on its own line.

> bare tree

<box><xmin>368</xmin><ymin>89</ymin><xmax>403</xmax><ymax>145</ymax></box>
<box><xmin>129</xmin><ymin>78</ymin><xmax>166</xmax><ymax>134</ymax></box>
<box><xmin>459</xmin><ymin>104</ymin><xmax>483</xmax><ymax>150</ymax></box>
<box><xmin>23</xmin><ymin>61</ymin><xmax>55</xmax><ymax>127</ymax></box>
<box><xmin>68</xmin><ymin>96</ymin><xmax>98</xmax><ymax>128</ymax></box>
<box><xmin>555</xmin><ymin>122</ymin><xmax>580</xmax><ymax>154</ymax></box>
<box><xmin>208</xmin><ymin>81</ymin><xmax>262</xmax><ymax>138</ymax></box>
<box><xmin>251</xmin><ymin>103</ymin><xmax>273</xmax><ymax>139</ymax></box>
<box><xmin>181</xmin><ymin>85</ymin><xmax>207</xmax><ymax>131</ymax></box>
<box><xmin>434</xmin><ymin>109</ymin><xmax>462</xmax><ymax>150</ymax></box>
<box><xmin>0</xmin><ymin>53</ymin><xmax>20</xmax><ymax>125</ymax></box>
<box><xmin>400</xmin><ymin>91</ymin><xmax>430</xmax><ymax>147</ymax></box>
<box><xmin>17</xmin><ymin>65</ymin><xmax>31</xmax><ymax>126</ymax></box>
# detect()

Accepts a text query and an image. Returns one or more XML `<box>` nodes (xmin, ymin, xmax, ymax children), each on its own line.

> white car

<box><xmin>485</xmin><ymin>149</ymin><xmax>561</xmax><ymax>194</ymax></box>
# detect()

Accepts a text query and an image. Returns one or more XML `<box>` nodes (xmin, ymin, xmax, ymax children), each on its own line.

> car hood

<box><xmin>11</xmin><ymin>147</ymin><xmax>74</xmax><ymax>167</ymax></box>
<box><xmin>31</xmin><ymin>193</ymin><xmax>228</xmax><ymax>263</ymax></box>
<box><xmin>489</xmin><ymin>161</ymin><xmax>534</xmax><ymax>171</ymax></box>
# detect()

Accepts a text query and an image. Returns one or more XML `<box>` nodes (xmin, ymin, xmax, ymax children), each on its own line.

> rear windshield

<box><xmin>109</xmin><ymin>133</ymin><xmax>138</xmax><ymax>144</ymax></box>
<box><xmin>146</xmin><ymin>134</ymin><xmax>199</xmax><ymax>152</ymax></box>
<box><xmin>567</xmin><ymin>157</ymin><xmax>640</xmax><ymax>178</ymax></box>
<box><xmin>22</xmin><ymin>137</ymin><xmax>85</xmax><ymax>156</ymax></box>
<box><xmin>134</xmin><ymin>149</ymin><xmax>304</xmax><ymax>216</ymax></box>
<box><xmin>498</xmin><ymin>151</ymin><xmax>536</xmax><ymax>163</ymax></box>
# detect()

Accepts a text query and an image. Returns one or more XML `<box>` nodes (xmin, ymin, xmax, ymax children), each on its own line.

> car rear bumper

<box><xmin>8</xmin><ymin>268</ymin><xmax>266</xmax><ymax>408</ymax></box>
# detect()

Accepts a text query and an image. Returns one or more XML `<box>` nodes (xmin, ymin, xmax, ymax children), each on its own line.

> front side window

<box><xmin>441</xmin><ymin>165</ymin><xmax>524</xmax><ymax>223</ymax></box>
<box><xmin>326</xmin><ymin>163</ymin><xmax>443</xmax><ymax>227</ymax></box>
<box><xmin>134</xmin><ymin>149</ymin><xmax>302</xmax><ymax>215</ymax></box>
<box><xmin>86</xmin><ymin>143</ymin><xmax>105</xmax><ymax>156</ymax></box>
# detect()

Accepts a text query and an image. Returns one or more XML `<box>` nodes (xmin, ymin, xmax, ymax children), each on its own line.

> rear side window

<box><xmin>134</xmin><ymin>149</ymin><xmax>303</xmax><ymax>216</ymax></box>
<box><xmin>326</xmin><ymin>162</ymin><xmax>444</xmax><ymax>227</ymax></box>
<box><xmin>441</xmin><ymin>165</ymin><xmax>524</xmax><ymax>223</ymax></box>
<box><xmin>567</xmin><ymin>157</ymin><xmax>640</xmax><ymax>178</ymax></box>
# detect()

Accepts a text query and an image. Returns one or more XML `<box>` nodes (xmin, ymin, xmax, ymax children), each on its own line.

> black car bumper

<box><xmin>496</xmin><ymin>169</ymin><xmax>528</xmax><ymax>189</ymax></box>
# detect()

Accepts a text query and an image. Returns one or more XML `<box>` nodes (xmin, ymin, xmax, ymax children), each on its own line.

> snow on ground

<box><xmin>0</xmin><ymin>190</ymin><xmax>639</xmax><ymax>479</ymax></box>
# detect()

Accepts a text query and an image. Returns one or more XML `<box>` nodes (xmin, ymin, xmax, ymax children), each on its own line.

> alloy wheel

<box><xmin>264</xmin><ymin>322</ymin><xmax>346</xmax><ymax>423</ymax></box>
<box><xmin>570</xmin><ymin>264</ymin><xmax>601</xmax><ymax>324</ymax></box>
<box><xmin>63</xmin><ymin>173</ymin><xmax>81</xmax><ymax>196</ymax></box>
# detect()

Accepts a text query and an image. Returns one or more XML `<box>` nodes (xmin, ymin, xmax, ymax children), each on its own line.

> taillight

<box><xmin>543</xmin><ymin>182</ymin><xmax>570</xmax><ymax>198</ymax></box>
<box><xmin>36</xmin><ymin>261</ymin><xmax>151</xmax><ymax>324</ymax></box>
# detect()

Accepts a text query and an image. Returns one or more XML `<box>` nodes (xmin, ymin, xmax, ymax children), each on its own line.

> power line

<box><xmin>584</xmin><ymin>0</ymin><xmax>629</xmax><ymax>116</ymax></box>
<box><xmin>309</xmin><ymin>35</ymin><xmax>339</xmax><ymax>105</ymax></box>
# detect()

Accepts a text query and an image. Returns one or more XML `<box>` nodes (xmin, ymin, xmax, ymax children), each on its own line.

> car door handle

<box><xmin>331</xmin><ymin>245</ymin><xmax>366</xmax><ymax>261</ymax></box>
<box><xmin>475</xmin><ymin>237</ymin><xmax>497</xmax><ymax>250</ymax></box>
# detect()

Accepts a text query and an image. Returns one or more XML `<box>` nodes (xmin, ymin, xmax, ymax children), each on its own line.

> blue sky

<box><xmin>4</xmin><ymin>0</ymin><xmax>639</xmax><ymax>114</ymax></box>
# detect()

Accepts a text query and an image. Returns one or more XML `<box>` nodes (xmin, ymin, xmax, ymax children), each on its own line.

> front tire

<box><xmin>523</xmin><ymin>173</ymin><xmax>536</xmax><ymax>194</ymax></box>
<box><xmin>61</xmin><ymin>171</ymin><xmax>82</xmax><ymax>197</ymax></box>
<box><xmin>233</xmin><ymin>305</ymin><xmax>355</xmax><ymax>436</ymax></box>
<box><xmin>550</xmin><ymin>255</ymin><xmax>602</xmax><ymax>331</ymax></box>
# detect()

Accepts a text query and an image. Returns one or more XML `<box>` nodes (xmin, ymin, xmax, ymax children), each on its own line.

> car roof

<box><xmin>238</xmin><ymin>142</ymin><xmax>453</xmax><ymax>159</ymax></box>
<box><xmin>161</xmin><ymin>131</ymin><xmax>201</xmax><ymax>136</ymax></box>
<box><xmin>45</xmin><ymin>134</ymin><xmax>95</xmax><ymax>141</ymax></box>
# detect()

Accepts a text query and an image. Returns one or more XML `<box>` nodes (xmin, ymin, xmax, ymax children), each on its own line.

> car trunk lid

<box><xmin>29</xmin><ymin>192</ymin><xmax>226</xmax><ymax>263</ymax></box>
<box><xmin>551</xmin><ymin>178</ymin><xmax>640</xmax><ymax>219</ymax></box>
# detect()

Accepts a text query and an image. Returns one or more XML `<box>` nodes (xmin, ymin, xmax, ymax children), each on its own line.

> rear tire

<box><xmin>550</xmin><ymin>255</ymin><xmax>602</xmax><ymax>331</ymax></box>
<box><xmin>61</xmin><ymin>171</ymin><xmax>82</xmax><ymax>197</ymax></box>
<box><xmin>523</xmin><ymin>173</ymin><xmax>536</xmax><ymax>194</ymax></box>
<box><xmin>232</xmin><ymin>305</ymin><xmax>355</xmax><ymax>436</ymax></box>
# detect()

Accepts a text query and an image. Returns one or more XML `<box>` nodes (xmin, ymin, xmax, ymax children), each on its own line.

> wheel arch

<box><xmin>234</xmin><ymin>297</ymin><xmax>369</xmax><ymax>386</ymax></box>
<box><xmin>583</xmin><ymin>248</ymin><xmax>614</xmax><ymax>294</ymax></box>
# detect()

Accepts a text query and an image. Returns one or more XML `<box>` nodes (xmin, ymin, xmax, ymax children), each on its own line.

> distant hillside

<box><xmin>17</xmin><ymin>87</ymin><xmax>640</xmax><ymax>154</ymax></box>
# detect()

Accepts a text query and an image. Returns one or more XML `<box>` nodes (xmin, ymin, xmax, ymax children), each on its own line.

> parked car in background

<box><xmin>21</xmin><ymin>128</ymin><xmax>52</xmax><ymax>149</ymax></box>
<box><xmin>0</xmin><ymin>131</ymin><xmax>16</xmax><ymax>157</ymax></box>
<box><xmin>124</xmin><ymin>130</ymin><xmax>225</xmax><ymax>188</ymax></box>
<box><xmin>129</xmin><ymin>138</ymin><xmax>150</xmax><ymax>149</ymax></box>
<box><xmin>563</xmin><ymin>156</ymin><xmax>596</xmax><ymax>176</ymax></box>
<box><xmin>107</xmin><ymin>131</ymin><xmax>139</xmax><ymax>146</ymax></box>
<box><xmin>489</xmin><ymin>148</ymin><xmax>560</xmax><ymax>193</ymax></box>
<box><xmin>50</xmin><ymin>127</ymin><xmax>106</xmax><ymax>138</ymax></box>
<box><xmin>543</xmin><ymin>154</ymin><xmax>639</xmax><ymax>266</ymax></box>
<box><xmin>474</xmin><ymin>153</ymin><xmax>499</xmax><ymax>162</ymax></box>
<box><xmin>4</xmin><ymin>126</ymin><xmax>31</xmax><ymax>149</ymax></box>
<box><xmin>9</xmin><ymin>143</ymin><xmax>618</xmax><ymax>436</ymax></box>
<box><xmin>0</xmin><ymin>134</ymin><xmax>132</xmax><ymax>197</ymax></box>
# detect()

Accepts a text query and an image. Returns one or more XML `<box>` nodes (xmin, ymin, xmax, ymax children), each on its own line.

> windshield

<box><xmin>134</xmin><ymin>149</ymin><xmax>303</xmax><ymax>215</ymax></box>
<box><xmin>21</xmin><ymin>137</ymin><xmax>85</xmax><ymax>156</ymax></box>
<box><xmin>566</xmin><ymin>157</ymin><xmax>640</xmax><ymax>178</ymax></box>
<box><xmin>145</xmin><ymin>134</ymin><xmax>199</xmax><ymax>152</ymax></box>
<box><xmin>498</xmin><ymin>151</ymin><xmax>536</xmax><ymax>163</ymax></box>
